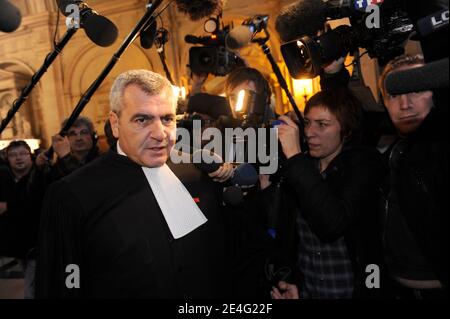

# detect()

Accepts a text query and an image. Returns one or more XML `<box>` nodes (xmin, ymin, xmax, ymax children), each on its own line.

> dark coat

<box><xmin>36</xmin><ymin>150</ymin><xmax>231</xmax><ymax>298</ymax></box>
<box><xmin>382</xmin><ymin>108</ymin><xmax>449</xmax><ymax>286</ymax></box>
<box><xmin>263</xmin><ymin>145</ymin><xmax>385</xmax><ymax>297</ymax></box>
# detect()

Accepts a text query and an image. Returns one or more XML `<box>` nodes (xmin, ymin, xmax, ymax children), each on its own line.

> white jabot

<box><xmin>117</xmin><ymin>142</ymin><xmax>207</xmax><ymax>239</ymax></box>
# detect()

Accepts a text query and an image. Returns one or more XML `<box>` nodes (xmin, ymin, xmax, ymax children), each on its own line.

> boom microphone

<box><xmin>0</xmin><ymin>0</ymin><xmax>22</xmax><ymax>33</ymax></box>
<box><xmin>385</xmin><ymin>58</ymin><xmax>449</xmax><ymax>96</ymax></box>
<box><xmin>275</xmin><ymin>0</ymin><xmax>386</xmax><ymax>42</ymax></box>
<box><xmin>56</xmin><ymin>0</ymin><xmax>118</xmax><ymax>47</ymax></box>
<box><xmin>175</xmin><ymin>0</ymin><xmax>223</xmax><ymax>21</ymax></box>
<box><xmin>225</xmin><ymin>15</ymin><xmax>269</xmax><ymax>51</ymax></box>
<box><xmin>275</xmin><ymin>0</ymin><xmax>328</xmax><ymax>42</ymax></box>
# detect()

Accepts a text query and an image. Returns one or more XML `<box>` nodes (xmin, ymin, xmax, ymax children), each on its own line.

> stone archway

<box><xmin>0</xmin><ymin>60</ymin><xmax>43</xmax><ymax>141</ymax></box>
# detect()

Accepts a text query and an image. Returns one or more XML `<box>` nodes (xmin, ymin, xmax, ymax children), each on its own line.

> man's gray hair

<box><xmin>110</xmin><ymin>69</ymin><xmax>175</xmax><ymax>114</ymax></box>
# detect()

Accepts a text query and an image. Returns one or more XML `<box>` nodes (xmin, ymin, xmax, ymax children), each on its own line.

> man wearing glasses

<box><xmin>35</xmin><ymin>116</ymin><xmax>100</xmax><ymax>181</ymax></box>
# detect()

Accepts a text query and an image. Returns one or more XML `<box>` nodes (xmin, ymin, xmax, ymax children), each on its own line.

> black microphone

<box><xmin>0</xmin><ymin>0</ymin><xmax>22</xmax><ymax>33</ymax></box>
<box><xmin>275</xmin><ymin>0</ymin><xmax>328</xmax><ymax>42</ymax></box>
<box><xmin>275</xmin><ymin>0</ymin><xmax>378</xmax><ymax>42</ymax></box>
<box><xmin>56</xmin><ymin>0</ymin><xmax>118</xmax><ymax>47</ymax></box>
<box><xmin>230</xmin><ymin>163</ymin><xmax>258</xmax><ymax>187</ymax></box>
<box><xmin>192</xmin><ymin>149</ymin><xmax>223</xmax><ymax>174</ymax></box>
<box><xmin>225</xmin><ymin>15</ymin><xmax>269</xmax><ymax>51</ymax></box>
<box><xmin>223</xmin><ymin>186</ymin><xmax>244</xmax><ymax>206</ymax></box>
<box><xmin>175</xmin><ymin>0</ymin><xmax>223</xmax><ymax>21</ymax></box>
<box><xmin>385</xmin><ymin>58</ymin><xmax>449</xmax><ymax>96</ymax></box>
<box><xmin>222</xmin><ymin>165</ymin><xmax>258</xmax><ymax>206</ymax></box>
<box><xmin>140</xmin><ymin>18</ymin><xmax>158</xmax><ymax>49</ymax></box>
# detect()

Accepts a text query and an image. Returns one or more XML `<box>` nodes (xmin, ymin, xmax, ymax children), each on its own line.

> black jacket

<box><xmin>382</xmin><ymin>108</ymin><xmax>449</xmax><ymax>287</ymax></box>
<box><xmin>262</xmin><ymin>145</ymin><xmax>385</xmax><ymax>297</ymax></box>
<box><xmin>36</xmin><ymin>150</ymin><xmax>231</xmax><ymax>298</ymax></box>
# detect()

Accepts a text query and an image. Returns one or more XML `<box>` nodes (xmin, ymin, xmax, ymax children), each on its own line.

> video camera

<box><xmin>279</xmin><ymin>0</ymin><xmax>414</xmax><ymax>79</ymax></box>
<box><xmin>186</xmin><ymin>16</ymin><xmax>245</xmax><ymax>76</ymax></box>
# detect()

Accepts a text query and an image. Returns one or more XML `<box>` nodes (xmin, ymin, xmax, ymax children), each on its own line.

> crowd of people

<box><xmin>0</xmin><ymin>51</ymin><xmax>447</xmax><ymax>299</ymax></box>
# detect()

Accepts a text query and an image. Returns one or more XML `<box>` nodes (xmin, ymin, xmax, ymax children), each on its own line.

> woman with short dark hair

<box><xmin>271</xmin><ymin>88</ymin><xmax>385</xmax><ymax>299</ymax></box>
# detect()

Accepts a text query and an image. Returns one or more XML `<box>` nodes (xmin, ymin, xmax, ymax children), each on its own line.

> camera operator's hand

<box><xmin>277</xmin><ymin>115</ymin><xmax>302</xmax><ymax>159</ymax></box>
<box><xmin>209</xmin><ymin>162</ymin><xmax>234</xmax><ymax>183</ymax></box>
<box><xmin>191</xmin><ymin>72</ymin><xmax>208</xmax><ymax>95</ymax></box>
<box><xmin>271</xmin><ymin>281</ymin><xmax>300</xmax><ymax>299</ymax></box>
<box><xmin>52</xmin><ymin>134</ymin><xmax>71</xmax><ymax>159</ymax></box>
<box><xmin>35</xmin><ymin>152</ymin><xmax>50</xmax><ymax>169</ymax></box>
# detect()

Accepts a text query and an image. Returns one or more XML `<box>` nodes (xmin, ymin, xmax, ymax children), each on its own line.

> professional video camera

<box><xmin>278</xmin><ymin>0</ymin><xmax>414</xmax><ymax>79</ymax></box>
<box><xmin>186</xmin><ymin>16</ymin><xmax>245</xmax><ymax>76</ymax></box>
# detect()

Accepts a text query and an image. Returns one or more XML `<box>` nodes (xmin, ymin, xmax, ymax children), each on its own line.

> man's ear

<box><xmin>109</xmin><ymin>111</ymin><xmax>120</xmax><ymax>139</ymax></box>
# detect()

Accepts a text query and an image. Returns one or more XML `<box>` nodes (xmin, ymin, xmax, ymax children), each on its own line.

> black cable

<box><xmin>53</xmin><ymin>8</ymin><xmax>61</xmax><ymax>48</ymax></box>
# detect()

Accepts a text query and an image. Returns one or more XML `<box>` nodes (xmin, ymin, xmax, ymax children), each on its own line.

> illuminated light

<box><xmin>293</xmin><ymin>79</ymin><xmax>314</xmax><ymax>98</ymax></box>
<box><xmin>234</xmin><ymin>90</ymin><xmax>246</xmax><ymax>113</ymax></box>
<box><xmin>180</xmin><ymin>87</ymin><xmax>187</xmax><ymax>100</ymax></box>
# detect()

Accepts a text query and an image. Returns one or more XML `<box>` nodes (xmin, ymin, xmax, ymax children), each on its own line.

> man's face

<box><xmin>384</xmin><ymin>64</ymin><xmax>434</xmax><ymax>136</ymax></box>
<box><xmin>109</xmin><ymin>84</ymin><xmax>177</xmax><ymax>168</ymax></box>
<box><xmin>305</xmin><ymin>106</ymin><xmax>344</xmax><ymax>161</ymax></box>
<box><xmin>67</xmin><ymin>124</ymin><xmax>94</xmax><ymax>154</ymax></box>
<box><xmin>7</xmin><ymin>146</ymin><xmax>32</xmax><ymax>174</ymax></box>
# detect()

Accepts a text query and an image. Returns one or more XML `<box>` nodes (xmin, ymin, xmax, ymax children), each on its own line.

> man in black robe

<box><xmin>36</xmin><ymin>70</ymin><xmax>231</xmax><ymax>299</ymax></box>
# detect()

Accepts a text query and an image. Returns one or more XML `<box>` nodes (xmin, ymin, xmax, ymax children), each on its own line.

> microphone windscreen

<box><xmin>0</xmin><ymin>0</ymin><xmax>22</xmax><ymax>33</ymax></box>
<box><xmin>385</xmin><ymin>58</ymin><xmax>449</xmax><ymax>96</ymax></box>
<box><xmin>226</xmin><ymin>25</ymin><xmax>254</xmax><ymax>51</ymax></box>
<box><xmin>83</xmin><ymin>12</ymin><xmax>118</xmax><ymax>47</ymax></box>
<box><xmin>192</xmin><ymin>149</ymin><xmax>223</xmax><ymax>174</ymax></box>
<box><xmin>231</xmin><ymin>163</ymin><xmax>258</xmax><ymax>187</ymax></box>
<box><xmin>275</xmin><ymin>0</ymin><xmax>327</xmax><ymax>42</ymax></box>
<box><xmin>223</xmin><ymin>186</ymin><xmax>244</xmax><ymax>206</ymax></box>
<box><xmin>175</xmin><ymin>0</ymin><xmax>223</xmax><ymax>21</ymax></box>
<box><xmin>140</xmin><ymin>19</ymin><xmax>157</xmax><ymax>49</ymax></box>
<box><xmin>56</xmin><ymin>0</ymin><xmax>82</xmax><ymax>16</ymax></box>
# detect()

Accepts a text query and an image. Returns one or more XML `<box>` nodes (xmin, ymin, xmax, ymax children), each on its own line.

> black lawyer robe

<box><xmin>36</xmin><ymin>150</ymin><xmax>231</xmax><ymax>298</ymax></box>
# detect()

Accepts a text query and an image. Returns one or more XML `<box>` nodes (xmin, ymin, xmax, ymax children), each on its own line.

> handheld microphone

<box><xmin>223</xmin><ymin>186</ymin><xmax>244</xmax><ymax>206</ymax></box>
<box><xmin>175</xmin><ymin>0</ymin><xmax>223</xmax><ymax>21</ymax></box>
<box><xmin>0</xmin><ymin>0</ymin><xmax>22</xmax><ymax>33</ymax></box>
<box><xmin>222</xmin><ymin>164</ymin><xmax>258</xmax><ymax>206</ymax></box>
<box><xmin>225</xmin><ymin>15</ymin><xmax>269</xmax><ymax>51</ymax></box>
<box><xmin>230</xmin><ymin>163</ymin><xmax>258</xmax><ymax>187</ymax></box>
<box><xmin>192</xmin><ymin>149</ymin><xmax>223</xmax><ymax>174</ymax></box>
<box><xmin>385</xmin><ymin>58</ymin><xmax>449</xmax><ymax>96</ymax></box>
<box><xmin>56</xmin><ymin>0</ymin><xmax>118</xmax><ymax>47</ymax></box>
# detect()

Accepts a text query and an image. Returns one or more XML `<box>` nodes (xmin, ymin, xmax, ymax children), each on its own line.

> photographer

<box><xmin>271</xmin><ymin>89</ymin><xmax>384</xmax><ymax>299</ymax></box>
<box><xmin>379</xmin><ymin>54</ymin><xmax>448</xmax><ymax>299</ymax></box>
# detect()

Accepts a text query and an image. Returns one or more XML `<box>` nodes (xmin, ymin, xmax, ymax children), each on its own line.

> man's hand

<box><xmin>35</xmin><ymin>152</ymin><xmax>50</xmax><ymax>168</ymax></box>
<box><xmin>52</xmin><ymin>134</ymin><xmax>71</xmax><ymax>159</ymax></box>
<box><xmin>209</xmin><ymin>163</ymin><xmax>234</xmax><ymax>183</ymax></box>
<box><xmin>277</xmin><ymin>115</ymin><xmax>302</xmax><ymax>160</ymax></box>
<box><xmin>271</xmin><ymin>281</ymin><xmax>300</xmax><ymax>299</ymax></box>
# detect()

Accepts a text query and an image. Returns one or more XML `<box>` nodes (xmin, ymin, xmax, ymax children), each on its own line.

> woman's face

<box><xmin>304</xmin><ymin>105</ymin><xmax>344</xmax><ymax>161</ymax></box>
